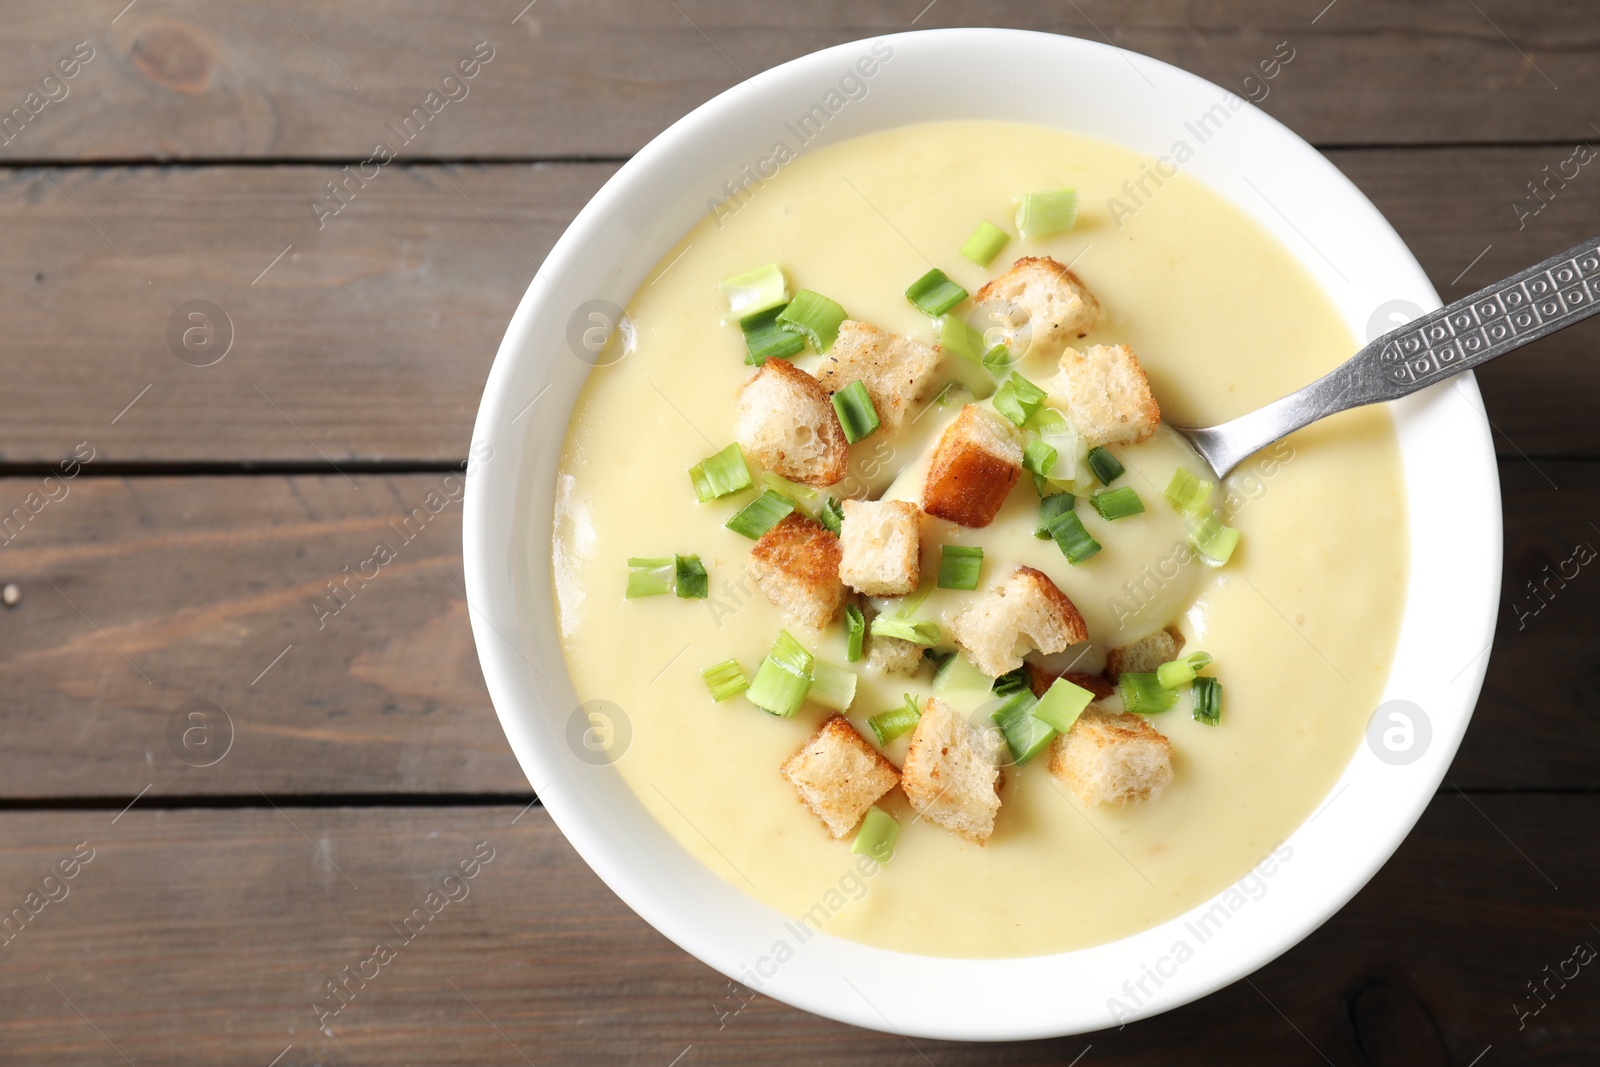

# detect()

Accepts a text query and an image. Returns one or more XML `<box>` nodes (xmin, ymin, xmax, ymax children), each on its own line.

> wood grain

<box><xmin>0</xmin><ymin>798</ymin><xmax>1591</xmax><ymax>1064</ymax></box>
<box><xmin>0</xmin><ymin>0</ymin><xmax>1594</xmax><ymax>163</ymax></box>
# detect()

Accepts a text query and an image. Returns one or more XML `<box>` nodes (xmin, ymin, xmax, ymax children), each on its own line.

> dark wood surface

<box><xmin>1</xmin><ymin>2</ymin><xmax>1596</xmax><ymax>1062</ymax></box>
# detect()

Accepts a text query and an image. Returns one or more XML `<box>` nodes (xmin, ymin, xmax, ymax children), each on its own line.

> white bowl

<box><xmin>464</xmin><ymin>28</ymin><xmax>1500</xmax><ymax>1040</ymax></box>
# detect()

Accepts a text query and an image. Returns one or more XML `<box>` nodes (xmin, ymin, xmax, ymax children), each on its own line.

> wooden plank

<box><xmin>0</xmin><ymin>797</ymin><xmax>1591</xmax><ymax>1063</ymax></box>
<box><xmin>0</xmin><ymin>1</ymin><xmax>1594</xmax><ymax>163</ymax></box>
<box><xmin>0</xmin><ymin>463</ymin><xmax>1593</xmax><ymax>799</ymax></box>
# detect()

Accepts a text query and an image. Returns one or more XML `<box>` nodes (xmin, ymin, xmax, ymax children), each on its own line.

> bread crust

<box><xmin>923</xmin><ymin>405</ymin><xmax>1022</xmax><ymax>528</ymax></box>
<box><xmin>748</xmin><ymin>514</ymin><xmax>846</xmax><ymax>629</ymax></box>
<box><xmin>736</xmin><ymin>357</ymin><xmax>849</xmax><ymax>486</ymax></box>
<box><xmin>781</xmin><ymin>714</ymin><xmax>900</xmax><ymax>839</ymax></box>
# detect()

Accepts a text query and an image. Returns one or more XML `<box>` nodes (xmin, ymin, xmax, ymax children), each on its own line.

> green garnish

<box><xmin>981</xmin><ymin>344</ymin><xmax>1015</xmax><ymax>376</ymax></box>
<box><xmin>724</xmin><ymin>490</ymin><xmax>796</xmax><ymax>539</ymax></box>
<box><xmin>625</xmin><ymin>557</ymin><xmax>674</xmax><ymax>598</ymax></box>
<box><xmin>745</xmin><ymin>629</ymin><xmax>814</xmax><ymax>717</ymax></box>
<box><xmin>1086</xmin><ymin>446</ymin><xmax>1124</xmax><ymax>485</ymax></box>
<box><xmin>739</xmin><ymin>305</ymin><xmax>806</xmax><ymax>364</ymax></box>
<box><xmin>1091</xmin><ymin>486</ymin><xmax>1145</xmax><ymax>521</ymax></box>
<box><xmin>1036</xmin><ymin>493</ymin><xmax>1076</xmax><ymax>539</ymax></box>
<box><xmin>831</xmin><ymin>380</ymin><xmax>880</xmax><ymax>444</ymax></box>
<box><xmin>991</xmin><ymin>666</ymin><xmax>1031</xmax><ymax>696</ymax></box>
<box><xmin>1192</xmin><ymin>676</ymin><xmax>1222</xmax><ymax>726</ymax></box>
<box><xmin>776</xmin><ymin>289</ymin><xmax>847</xmax><ymax>353</ymax></box>
<box><xmin>938</xmin><ymin>313</ymin><xmax>984</xmax><ymax>364</ymax></box>
<box><xmin>1047</xmin><ymin>508</ymin><xmax>1101</xmax><ymax>564</ymax></box>
<box><xmin>851</xmin><ymin>806</ymin><xmax>901</xmax><ymax>863</ymax></box>
<box><xmin>937</xmin><ymin>544</ymin><xmax>983</xmax><ymax>590</ymax></box>
<box><xmin>960</xmin><ymin>221</ymin><xmax>1010</xmax><ymax>267</ymax></box>
<box><xmin>701</xmin><ymin>659</ymin><xmax>749</xmax><ymax>702</ymax></box>
<box><xmin>1015</xmin><ymin>189</ymin><xmax>1079</xmax><ymax>239</ymax></box>
<box><xmin>991</xmin><ymin>689</ymin><xmax>1055</xmax><ymax>764</ymax></box>
<box><xmin>1031</xmin><ymin>677</ymin><xmax>1094</xmax><ymax>733</ymax></box>
<box><xmin>869</xmin><ymin>615</ymin><xmax>941</xmax><ymax>647</ymax></box>
<box><xmin>1023</xmin><ymin>437</ymin><xmax>1058</xmax><ymax>494</ymax></box>
<box><xmin>674</xmin><ymin>554</ymin><xmax>708</xmax><ymax>599</ymax></box>
<box><xmin>845</xmin><ymin>604</ymin><xmax>866</xmax><ymax>662</ymax></box>
<box><xmin>868</xmin><ymin>694</ymin><xmax>922</xmax><ymax>746</ymax></box>
<box><xmin>1119</xmin><ymin>671</ymin><xmax>1176</xmax><ymax>715</ymax></box>
<box><xmin>689</xmin><ymin>443</ymin><xmax>752</xmax><ymax>502</ymax></box>
<box><xmin>1157</xmin><ymin>651</ymin><xmax>1214</xmax><ymax>690</ymax></box>
<box><xmin>819</xmin><ymin>495</ymin><xmax>845</xmax><ymax>536</ymax></box>
<box><xmin>720</xmin><ymin>263</ymin><xmax>789</xmax><ymax>320</ymax></box>
<box><xmin>932</xmin><ymin>654</ymin><xmax>994</xmax><ymax>715</ymax></box>
<box><xmin>993</xmin><ymin>374</ymin><xmax>1047</xmax><ymax>427</ymax></box>
<box><xmin>905</xmin><ymin>268</ymin><xmax>969</xmax><ymax>317</ymax></box>
<box><xmin>1191</xmin><ymin>513</ymin><xmax>1242</xmax><ymax>566</ymax></box>
<box><xmin>1164</xmin><ymin>468</ymin><xmax>1214</xmax><ymax>518</ymax></box>
<box><xmin>809</xmin><ymin>660</ymin><xmax>858</xmax><ymax>712</ymax></box>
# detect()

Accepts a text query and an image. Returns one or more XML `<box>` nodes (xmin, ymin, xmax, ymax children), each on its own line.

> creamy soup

<box><xmin>550</xmin><ymin>120</ymin><xmax>1407</xmax><ymax>958</ymax></box>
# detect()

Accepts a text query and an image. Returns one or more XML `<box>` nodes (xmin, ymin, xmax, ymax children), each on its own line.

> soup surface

<box><xmin>550</xmin><ymin>120</ymin><xmax>1407</xmax><ymax>958</ymax></box>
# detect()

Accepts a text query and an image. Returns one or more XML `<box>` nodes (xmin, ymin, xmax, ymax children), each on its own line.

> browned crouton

<box><xmin>974</xmin><ymin>256</ymin><xmax>1104</xmax><ymax>354</ymax></box>
<box><xmin>949</xmin><ymin>566</ymin><xmax>1088</xmax><ymax>678</ymax></box>
<box><xmin>922</xmin><ymin>404</ymin><xmax>1022</xmax><ymax>528</ymax></box>
<box><xmin>838</xmin><ymin>498</ymin><xmax>922</xmax><ymax>597</ymax></box>
<box><xmin>1056</xmin><ymin>344</ymin><xmax>1160</xmax><ymax>447</ymax></box>
<box><xmin>748</xmin><ymin>514</ymin><xmax>846</xmax><ymax>629</ymax></box>
<box><xmin>901</xmin><ymin>698</ymin><xmax>1004</xmax><ymax>843</ymax></box>
<box><xmin>1026</xmin><ymin>663</ymin><xmax>1116</xmax><ymax>701</ymax></box>
<box><xmin>1049</xmin><ymin>709</ymin><xmax>1173</xmax><ymax>806</ymax></box>
<box><xmin>818</xmin><ymin>321</ymin><xmax>940</xmax><ymax>433</ymax></box>
<box><xmin>1106</xmin><ymin>626</ymin><xmax>1185</xmax><ymax>680</ymax></box>
<box><xmin>736</xmin><ymin>357</ymin><xmax>848</xmax><ymax>487</ymax></box>
<box><xmin>782</xmin><ymin>714</ymin><xmax>900</xmax><ymax>839</ymax></box>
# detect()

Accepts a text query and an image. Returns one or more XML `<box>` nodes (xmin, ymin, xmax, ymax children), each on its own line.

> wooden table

<box><xmin>1</xmin><ymin>2</ymin><xmax>1595</xmax><ymax>1063</ymax></box>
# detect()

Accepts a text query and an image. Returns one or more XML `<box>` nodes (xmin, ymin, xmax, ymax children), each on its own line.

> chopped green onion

<box><xmin>1086</xmin><ymin>446</ymin><xmax>1124</xmax><ymax>485</ymax></box>
<box><xmin>819</xmin><ymin>496</ymin><xmax>845</xmax><ymax>536</ymax></box>
<box><xmin>625</xmin><ymin>557</ymin><xmax>674</xmax><ymax>598</ymax></box>
<box><xmin>960</xmin><ymin>221</ymin><xmax>1010</xmax><ymax>267</ymax></box>
<box><xmin>869</xmin><ymin>615</ymin><xmax>941</xmax><ymax>647</ymax></box>
<box><xmin>689</xmin><ymin>443</ymin><xmax>752</xmax><ymax>502</ymax></box>
<box><xmin>831</xmin><ymin>380</ymin><xmax>880</xmax><ymax>444</ymax></box>
<box><xmin>1119</xmin><ymin>672</ymin><xmax>1176</xmax><ymax>715</ymax></box>
<box><xmin>992</xmin><ymin>667</ymin><xmax>1031</xmax><ymax>696</ymax></box>
<box><xmin>775</xmin><ymin>289</ymin><xmax>847</xmax><ymax>353</ymax></box>
<box><xmin>1036</xmin><ymin>494</ymin><xmax>1076</xmax><ymax>540</ymax></box>
<box><xmin>1164</xmin><ymin>468</ymin><xmax>1214</xmax><ymax>518</ymax></box>
<box><xmin>938</xmin><ymin>313</ymin><xmax>984</xmax><ymax>363</ymax></box>
<box><xmin>1023</xmin><ymin>437</ymin><xmax>1058</xmax><ymax>494</ymax></box>
<box><xmin>933</xmin><ymin>654</ymin><xmax>996</xmax><ymax>715</ymax></box>
<box><xmin>725</xmin><ymin>490</ymin><xmax>796</xmax><ymax>539</ymax></box>
<box><xmin>851</xmin><ymin>805</ymin><xmax>901</xmax><ymax>863</ymax></box>
<box><xmin>674</xmin><ymin>554</ymin><xmax>708</xmax><ymax>599</ymax></box>
<box><xmin>1157</xmin><ymin>651</ymin><xmax>1214</xmax><ymax>690</ymax></box>
<box><xmin>924</xmin><ymin>647</ymin><xmax>955</xmax><ymax>671</ymax></box>
<box><xmin>993</xmin><ymin>374</ymin><xmax>1047</xmax><ymax>428</ymax></box>
<box><xmin>845</xmin><ymin>604</ymin><xmax>866</xmax><ymax>662</ymax></box>
<box><xmin>937</xmin><ymin>544</ymin><xmax>983</xmax><ymax>590</ymax></box>
<box><xmin>809</xmin><ymin>660</ymin><xmax>858</xmax><ymax>711</ymax></box>
<box><xmin>1192</xmin><ymin>676</ymin><xmax>1222</xmax><ymax>726</ymax></box>
<box><xmin>739</xmin><ymin>305</ymin><xmax>806</xmax><ymax>364</ymax></box>
<box><xmin>1047</xmin><ymin>509</ymin><xmax>1101</xmax><ymax>564</ymax></box>
<box><xmin>1091</xmin><ymin>486</ymin><xmax>1145</xmax><ymax>521</ymax></box>
<box><xmin>1015</xmin><ymin>189</ymin><xmax>1079</xmax><ymax>239</ymax></box>
<box><xmin>905</xmin><ymin>268</ymin><xmax>969</xmax><ymax>317</ymax></box>
<box><xmin>720</xmin><ymin>263</ymin><xmax>789</xmax><ymax>319</ymax></box>
<box><xmin>981</xmin><ymin>343</ymin><xmax>1016</xmax><ymax>377</ymax></box>
<box><xmin>868</xmin><ymin>694</ymin><xmax>922</xmax><ymax>746</ymax></box>
<box><xmin>1191</xmin><ymin>513</ymin><xmax>1241</xmax><ymax>567</ymax></box>
<box><xmin>745</xmin><ymin>629</ymin><xmax>814</xmax><ymax>717</ymax></box>
<box><xmin>991</xmin><ymin>690</ymin><xmax>1055</xmax><ymax>764</ymax></box>
<box><xmin>701</xmin><ymin>659</ymin><xmax>749</xmax><ymax>702</ymax></box>
<box><xmin>1031</xmin><ymin>677</ymin><xmax>1094</xmax><ymax>733</ymax></box>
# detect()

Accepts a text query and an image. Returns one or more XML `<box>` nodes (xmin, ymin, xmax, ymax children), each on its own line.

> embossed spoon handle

<box><xmin>1177</xmin><ymin>234</ymin><xmax>1600</xmax><ymax>477</ymax></box>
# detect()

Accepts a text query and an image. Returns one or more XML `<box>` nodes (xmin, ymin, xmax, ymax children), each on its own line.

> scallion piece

<box><xmin>981</xmin><ymin>343</ymin><xmax>1015</xmax><ymax>377</ymax></box>
<box><xmin>845</xmin><ymin>604</ymin><xmax>866</xmax><ymax>663</ymax></box>
<box><xmin>1023</xmin><ymin>437</ymin><xmax>1058</xmax><ymax>494</ymax></box>
<box><xmin>1119</xmin><ymin>672</ymin><xmax>1176</xmax><ymax>715</ymax></box>
<box><xmin>1048</xmin><ymin>509</ymin><xmax>1101</xmax><ymax>564</ymax></box>
<box><xmin>809</xmin><ymin>659</ymin><xmax>858</xmax><ymax>712</ymax></box>
<box><xmin>1164</xmin><ymin>468</ymin><xmax>1214</xmax><ymax>518</ymax></box>
<box><xmin>1191</xmin><ymin>513</ymin><xmax>1241</xmax><ymax>567</ymax></box>
<box><xmin>991</xmin><ymin>667</ymin><xmax>1031</xmax><ymax>696</ymax></box>
<box><xmin>1091</xmin><ymin>486</ymin><xmax>1145</xmax><ymax>521</ymax></box>
<box><xmin>991</xmin><ymin>690</ymin><xmax>1055</xmax><ymax>764</ymax></box>
<box><xmin>869</xmin><ymin>615</ymin><xmax>941</xmax><ymax>647</ymax></box>
<box><xmin>1015</xmin><ymin>189</ymin><xmax>1079</xmax><ymax>239</ymax></box>
<box><xmin>701</xmin><ymin>659</ymin><xmax>749</xmax><ymax>702</ymax></box>
<box><xmin>1192</xmin><ymin>676</ymin><xmax>1222</xmax><ymax>726</ymax></box>
<box><xmin>831</xmin><ymin>380</ymin><xmax>880</xmax><ymax>444</ymax></box>
<box><xmin>689</xmin><ymin>443</ymin><xmax>752</xmax><ymax>502</ymax></box>
<box><xmin>905</xmin><ymin>268</ymin><xmax>969</xmax><ymax>317</ymax></box>
<box><xmin>939</xmin><ymin>313</ymin><xmax>984</xmax><ymax>364</ymax></box>
<box><xmin>1031</xmin><ymin>677</ymin><xmax>1094</xmax><ymax>733</ymax></box>
<box><xmin>819</xmin><ymin>496</ymin><xmax>844</xmax><ymax>536</ymax></box>
<box><xmin>937</xmin><ymin>544</ymin><xmax>983</xmax><ymax>591</ymax></box>
<box><xmin>725</xmin><ymin>490</ymin><xmax>796</xmax><ymax>540</ymax></box>
<box><xmin>720</xmin><ymin>263</ymin><xmax>789</xmax><ymax>320</ymax></box>
<box><xmin>1157</xmin><ymin>651</ymin><xmax>1214</xmax><ymax>690</ymax></box>
<box><xmin>674</xmin><ymin>554</ymin><xmax>708</xmax><ymax>599</ymax></box>
<box><xmin>776</xmin><ymin>289</ymin><xmax>847</xmax><ymax>353</ymax></box>
<box><xmin>1086</xmin><ymin>446</ymin><xmax>1124</xmax><ymax>485</ymax></box>
<box><xmin>625</xmin><ymin>557</ymin><xmax>674</xmax><ymax>598</ymax></box>
<box><xmin>960</xmin><ymin>220</ymin><xmax>1010</xmax><ymax>267</ymax></box>
<box><xmin>933</xmin><ymin>653</ymin><xmax>995</xmax><ymax>715</ymax></box>
<box><xmin>851</xmin><ymin>806</ymin><xmax>900</xmax><ymax>863</ymax></box>
<box><xmin>1036</xmin><ymin>493</ymin><xmax>1076</xmax><ymax>540</ymax></box>
<box><xmin>868</xmin><ymin>694</ymin><xmax>922</xmax><ymax>747</ymax></box>
<box><xmin>993</xmin><ymin>373</ymin><xmax>1047</xmax><ymax>428</ymax></box>
<box><xmin>745</xmin><ymin>629</ymin><xmax>814</xmax><ymax>717</ymax></box>
<box><xmin>739</xmin><ymin>305</ymin><xmax>806</xmax><ymax>364</ymax></box>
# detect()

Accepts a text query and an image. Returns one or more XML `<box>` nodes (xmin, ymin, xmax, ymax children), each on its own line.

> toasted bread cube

<box><xmin>901</xmin><ymin>698</ymin><xmax>1004</xmax><ymax>843</ymax></box>
<box><xmin>868</xmin><ymin>634</ymin><xmax>925</xmax><ymax>676</ymax></box>
<box><xmin>749</xmin><ymin>514</ymin><xmax>846</xmax><ymax>629</ymax></box>
<box><xmin>818</xmin><ymin>321</ymin><xmax>940</xmax><ymax>434</ymax></box>
<box><xmin>782</xmin><ymin>714</ymin><xmax>900</xmax><ymax>839</ymax></box>
<box><xmin>974</xmin><ymin>256</ymin><xmax>1104</xmax><ymax>354</ymax></box>
<box><xmin>1105</xmin><ymin>626</ymin><xmax>1185</xmax><ymax>680</ymax></box>
<box><xmin>1026</xmin><ymin>663</ymin><xmax>1115</xmax><ymax>701</ymax></box>
<box><xmin>838</xmin><ymin>498</ymin><xmax>922</xmax><ymax>597</ymax></box>
<box><xmin>736</xmin><ymin>358</ymin><xmax>848</xmax><ymax>487</ymax></box>
<box><xmin>922</xmin><ymin>404</ymin><xmax>1022</xmax><ymax>528</ymax></box>
<box><xmin>1049</xmin><ymin>709</ymin><xmax>1173</xmax><ymax>806</ymax></box>
<box><xmin>1056</xmin><ymin>344</ymin><xmax>1160</xmax><ymax>447</ymax></box>
<box><xmin>949</xmin><ymin>566</ymin><xmax>1088</xmax><ymax>678</ymax></box>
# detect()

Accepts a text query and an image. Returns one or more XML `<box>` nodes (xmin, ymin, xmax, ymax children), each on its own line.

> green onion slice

<box><xmin>1036</xmin><ymin>493</ymin><xmax>1076</xmax><ymax>540</ymax></box>
<box><xmin>851</xmin><ymin>805</ymin><xmax>901</xmax><ymax>863</ymax></box>
<box><xmin>1048</xmin><ymin>509</ymin><xmax>1101</xmax><ymax>565</ymax></box>
<box><xmin>905</xmin><ymin>268</ymin><xmax>969</xmax><ymax>317</ymax></box>
<box><xmin>776</xmin><ymin>289</ymin><xmax>847</xmax><ymax>353</ymax></box>
<box><xmin>1191</xmin><ymin>513</ymin><xmax>1241</xmax><ymax>567</ymax></box>
<box><xmin>831</xmin><ymin>380</ymin><xmax>880</xmax><ymax>444</ymax></box>
<box><xmin>1192</xmin><ymin>676</ymin><xmax>1222</xmax><ymax>726</ymax></box>
<box><xmin>1157</xmin><ymin>651</ymin><xmax>1214</xmax><ymax>690</ymax></box>
<box><xmin>674</xmin><ymin>554</ymin><xmax>708</xmax><ymax>599</ymax></box>
<box><xmin>739</xmin><ymin>305</ymin><xmax>806</xmax><ymax>365</ymax></box>
<box><xmin>720</xmin><ymin>263</ymin><xmax>790</xmax><ymax>320</ymax></box>
<box><xmin>1092</xmin><ymin>486</ymin><xmax>1145</xmax><ymax>521</ymax></box>
<box><xmin>938</xmin><ymin>313</ymin><xmax>985</xmax><ymax>364</ymax></box>
<box><xmin>993</xmin><ymin>373</ymin><xmax>1047</xmax><ymax>428</ymax></box>
<box><xmin>625</xmin><ymin>557</ymin><xmax>674</xmax><ymax>598</ymax></box>
<box><xmin>1164</xmin><ymin>468</ymin><xmax>1214</xmax><ymax>518</ymax></box>
<box><xmin>745</xmin><ymin>629</ymin><xmax>814</xmax><ymax>717</ymax></box>
<box><xmin>933</xmin><ymin>654</ymin><xmax>995</xmax><ymax>715</ymax></box>
<box><xmin>689</xmin><ymin>443</ymin><xmax>752</xmax><ymax>503</ymax></box>
<box><xmin>868</xmin><ymin>694</ymin><xmax>922</xmax><ymax>747</ymax></box>
<box><xmin>809</xmin><ymin>659</ymin><xmax>858</xmax><ymax>712</ymax></box>
<box><xmin>725</xmin><ymin>490</ymin><xmax>796</xmax><ymax>539</ymax></box>
<box><xmin>960</xmin><ymin>221</ymin><xmax>1010</xmax><ymax>267</ymax></box>
<box><xmin>937</xmin><ymin>544</ymin><xmax>983</xmax><ymax>591</ymax></box>
<box><xmin>1119</xmin><ymin>671</ymin><xmax>1176</xmax><ymax>715</ymax></box>
<box><xmin>1023</xmin><ymin>437</ymin><xmax>1058</xmax><ymax>494</ymax></box>
<box><xmin>701</xmin><ymin>659</ymin><xmax>749</xmax><ymax>702</ymax></box>
<box><xmin>1031</xmin><ymin>677</ymin><xmax>1094</xmax><ymax>733</ymax></box>
<box><xmin>845</xmin><ymin>604</ymin><xmax>866</xmax><ymax>663</ymax></box>
<box><xmin>869</xmin><ymin>615</ymin><xmax>941</xmax><ymax>647</ymax></box>
<box><xmin>981</xmin><ymin>343</ymin><xmax>1016</xmax><ymax>377</ymax></box>
<box><xmin>1015</xmin><ymin>189</ymin><xmax>1079</xmax><ymax>240</ymax></box>
<box><xmin>991</xmin><ymin>666</ymin><xmax>1031</xmax><ymax>696</ymax></box>
<box><xmin>991</xmin><ymin>690</ymin><xmax>1055</xmax><ymax>764</ymax></box>
<box><xmin>1086</xmin><ymin>446</ymin><xmax>1124</xmax><ymax>485</ymax></box>
<box><xmin>819</xmin><ymin>496</ymin><xmax>844</xmax><ymax>536</ymax></box>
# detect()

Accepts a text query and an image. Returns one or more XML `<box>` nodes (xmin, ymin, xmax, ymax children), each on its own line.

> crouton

<box><xmin>781</xmin><ymin>714</ymin><xmax>900</xmax><ymax>839</ymax></box>
<box><xmin>1049</xmin><ymin>709</ymin><xmax>1174</xmax><ymax>806</ymax></box>
<box><xmin>1026</xmin><ymin>663</ymin><xmax>1116</xmax><ymax>701</ymax></box>
<box><xmin>901</xmin><ymin>698</ymin><xmax>1004</xmax><ymax>843</ymax></box>
<box><xmin>748</xmin><ymin>514</ymin><xmax>846</xmax><ymax>629</ymax></box>
<box><xmin>838</xmin><ymin>498</ymin><xmax>922</xmax><ymax>596</ymax></box>
<box><xmin>1105</xmin><ymin>626</ymin><xmax>1186</xmax><ymax>680</ymax></box>
<box><xmin>948</xmin><ymin>566</ymin><xmax>1089</xmax><ymax>678</ymax></box>
<box><xmin>736</xmin><ymin>358</ymin><xmax>849</xmax><ymax>487</ymax></box>
<box><xmin>1055</xmin><ymin>344</ymin><xmax>1161</xmax><ymax>447</ymax></box>
<box><xmin>974</xmin><ymin>256</ymin><xmax>1104</xmax><ymax>354</ymax></box>
<box><xmin>922</xmin><ymin>404</ymin><xmax>1022</xmax><ymax>528</ymax></box>
<box><xmin>818</xmin><ymin>321</ymin><xmax>940</xmax><ymax>433</ymax></box>
<box><xmin>868</xmin><ymin>634</ymin><xmax>925</xmax><ymax>676</ymax></box>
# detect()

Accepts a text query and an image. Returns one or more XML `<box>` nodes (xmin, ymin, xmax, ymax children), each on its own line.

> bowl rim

<box><xmin>464</xmin><ymin>27</ymin><xmax>1501</xmax><ymax>1040</ymax></box>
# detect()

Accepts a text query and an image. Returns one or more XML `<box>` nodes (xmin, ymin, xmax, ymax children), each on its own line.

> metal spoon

<box><xmin>1177</xmin><ymin>235</ymin><xmax>1600</xmax><ymax>478</ymax></box>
